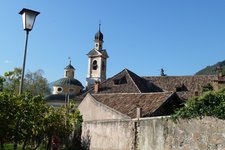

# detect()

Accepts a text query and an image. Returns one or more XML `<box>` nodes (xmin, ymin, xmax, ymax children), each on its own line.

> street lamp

<box><xmin>19</xmin><ymin>8</ymin><xmax>40</xmax><ymax>94</ymax></box>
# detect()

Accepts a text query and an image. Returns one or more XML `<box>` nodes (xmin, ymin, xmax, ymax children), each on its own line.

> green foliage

<box><xmin>0</xmin><ymin>76</ymin><xmax>5</xmax><ymax>92</ymax></box>
<box><xmin>0</xmin><ymin>92</ymin><xmax>83</xmax><ymax>150</ymax></box>
<box><xmin>172</xmin><ymin>88</ymin><xmax>225</xmax><ymax>120</ymax></box>
<box><xmin>24</xmin><ymin>70</ymin><xmax>51</xmax><ymax>95</ymax></box>
<box><xmin>202</xmin><ymin>84</ymin><xmax>213</xmax><ymax>93</ymax></box>
<box><xmin>3</xmin><ymin>68</ymin><xmax>50</xmax><ymax>96</ymax></box>
<box><xmin>4</xmin><ymin>68</ymin><xmax>21</xmax><ymax>94</ymax></box>
<box><xmin>4</xmin><ymin>144</ymin><xmax>25</xmax><ymax>150</ymax></box>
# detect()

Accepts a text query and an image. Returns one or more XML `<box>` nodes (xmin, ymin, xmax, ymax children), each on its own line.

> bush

<box><xmin>172</xmin><ymin>88</ymin><xmax>225</xmax><ymax>120</ymax></box>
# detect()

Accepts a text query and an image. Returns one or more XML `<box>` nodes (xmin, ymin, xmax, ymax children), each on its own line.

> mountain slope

<box><xmin>195</xmin><ymin>60</ymin><xmax>225</xmax><ymax>75</ymax></box>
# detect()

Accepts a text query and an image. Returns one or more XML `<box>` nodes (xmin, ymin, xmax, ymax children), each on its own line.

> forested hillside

<box><xmin>196</xmin><ymin>60</ymin><xmax>225</xmax><ymax>75</ymax></box>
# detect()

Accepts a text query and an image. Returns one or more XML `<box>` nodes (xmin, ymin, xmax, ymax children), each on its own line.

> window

<box><xmin>176</xmin><ymin>87</ymin><xmax>182</xmax><ymax>92</ymax></box>
<box><xmin>113</xmin><ymin>76</ymin><xmax>127</xmax><ymax>85</ymax></box>
<box><xmin>96</xmin><ymin>44</ymin><xmax>98</xmax><ymax>47</ymax></box>
<box><xmin>69</xmin><ymin>88</ymin><xmax>74</xmax><ymax>92</ymax></box>
<box><xmin>66</xmin><ymin>71</ymin><xmax>69</xmax><ymax>77</ymax></box>
<box><xmin>57</xmin><ymin>87</ymin><xmax>63</xmax><ymax>92</ymax></box>
<box><xmin>93</xmin><ymin>60</ymin><xmax>98</xmax><ymax>70</ymax></box>
<box><xmin>176</xmin><ymin>84</ymin><xmax>188</xmax><ymax>92</ymax></box>
<box><xmin>176</xmin><ymin>84</ymin><xmax>187</xmax><ymax>92</ymax></box>
<box><xmin>72</xmin><ymin>71</ymin><xmax>74</xmax><ymax>77</ymax></box>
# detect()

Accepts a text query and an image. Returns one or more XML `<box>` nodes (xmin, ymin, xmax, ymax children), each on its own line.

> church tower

<box><xmin>86</xmin><ymin>25</ymin><xmax>109</xmax><ymax>88</ymax></box>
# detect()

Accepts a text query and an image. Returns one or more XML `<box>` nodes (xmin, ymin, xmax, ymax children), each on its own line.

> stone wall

<box><xmin>82</xmin><ymin>119</ymin><xmax>134</xmax><ymax>150</ymax></box>
<box><xmin>81</xmin><ymin>117</ymin><xmax>225</xmax><ymax>150</ymax></box>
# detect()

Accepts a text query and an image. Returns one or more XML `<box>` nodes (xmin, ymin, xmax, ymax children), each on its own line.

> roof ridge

<box><xmin>125</xmin><ymin>69</ymin><xmax>142</xmax><ymax>93</ymax></box>
<box><xmin>143</xmin><ymin>75</ymin><xmax>218</xmax><ymax>78</ymax></box>
<box><xmin>91</xmin><ymin>91</ymin><xmax>174</xmax><ymax>95</ymax></box>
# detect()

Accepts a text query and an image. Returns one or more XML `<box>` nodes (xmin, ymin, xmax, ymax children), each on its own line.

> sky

<box><xmin>0</xmin><ymin>0</ymin><xmax>225</xmax><ymax>86</ymax></box>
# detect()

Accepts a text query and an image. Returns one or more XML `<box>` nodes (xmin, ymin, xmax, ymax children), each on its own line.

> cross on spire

<box><xmin>99</xmin><ymin>20</ymin><xmax>101</xmax><ymax>31</ymax></box>
<box><xmin>68</xmin><ymin>57</ymin><xmax>71</xmax><ymax>65</ymax></box>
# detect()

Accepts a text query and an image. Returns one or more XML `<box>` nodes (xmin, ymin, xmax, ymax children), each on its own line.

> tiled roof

<box><xmin>143</xmin><ymin>75</ymin><xmax>216</xmax><ymax>92</ymax></box>
<box><xmin>86</xmin><ymin>69</ymin><xmax>158</xmax><ymax>94</ymax></box>
<box><xmin>91</xmin><ymin>92</ymin><xmax>177</xmax><ymax>118</ymax></box>
<box><xmin>143</xmin><ymin>75</ymin><xmax>218</xmax><ymax>100</ymax></box>
<box><xmin>82</xmin><ymin>69</ymin><xmax>222</xmax><ymax>104</ymax></box>
<box><xmin>125</xmin><ymin>69</ymin><xmax>152</xmax><ymax>93</ymax></box>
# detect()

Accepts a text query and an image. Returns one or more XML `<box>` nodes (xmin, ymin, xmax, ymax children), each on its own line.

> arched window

<box><xmin>92</xmin><ymin>60</ymin><xmax>98</xmax><ymax>70</ymax></box>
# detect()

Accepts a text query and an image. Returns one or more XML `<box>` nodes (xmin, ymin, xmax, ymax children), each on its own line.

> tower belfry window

<box><xmin>66</xmin><ymin>71</ymin><xmax>68</xmax><ymax>76</ymax></box>
<box><xmin>93</xmin><ymin>60</ymin><xmax>98</xmax><ymax>70</ymax></box>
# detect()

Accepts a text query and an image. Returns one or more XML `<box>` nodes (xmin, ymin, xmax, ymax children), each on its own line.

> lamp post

<box><xmin>19</xmin><ymin>8</ymin><xmax>40</xmax><ymax>94</ymax></box>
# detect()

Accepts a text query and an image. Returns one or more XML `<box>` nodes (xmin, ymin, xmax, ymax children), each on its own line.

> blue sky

<box><xmin>1</xmin><ymin>1</ymin><xmax>225</xmax><ymax>86</ymax></box>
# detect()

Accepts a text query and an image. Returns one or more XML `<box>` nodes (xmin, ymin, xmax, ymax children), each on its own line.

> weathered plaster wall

<box><xmin>82</xmin><ymin>117</ymin><xmax>225</xmax><ymax>150</ymax></box>
<box><xmin>78</xmin><ymin>94</ymin><xmax>130</xmax><ymax>121</ymax></box>
<box><xmin>82</xmin><ymin>120</ymin><xmax>134</xmax><ymax>150</ymax></box>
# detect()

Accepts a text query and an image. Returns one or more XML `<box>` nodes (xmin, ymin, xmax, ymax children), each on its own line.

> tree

<box><xmin>172</xmin><ymin>88</ymin><xmax>225</xmax><ymax>120</ymax></box>
<box><xmin>0</xmin><ymin>92</ymin><xmax>83</xmax><ymax>150</ymax></box>
<box><xmin>4</xmin><ymin>68</ymin><xmax>50</xmax><ymax>96</ymax></box>
<box><xmin>0</xmin><ymin>76</ymin><xmax>5</xmax><ymax>92</ymax></box>
<box><xmin>24</xmin><ymin>70</ymin><xmax>51</xmax><ymax>96</ymax></box>
<box><xmin>0</xmin><ymin>92</ymin><xmax>18</xmax><ymax>149</ymax></box>
<box><xmin>4</xmin><ymin>68</ymin><xmax>21</xmax><ymax>94</ymax></box>
<box><xmin>43</xmin><ymin>103</ymin><xmax>83</xmax><ymax>150</ymax></box>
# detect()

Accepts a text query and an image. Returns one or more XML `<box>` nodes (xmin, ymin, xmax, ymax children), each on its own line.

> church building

<box><xmin>45</xmin><ymin>26</ymin><xmax>109</xmax><ymax>106</ymax></box>
<box><xmin>45</xmin><ymin>26</ymin><xmax>225</xmax><ymax>119</ymax></box>
<box><xmin>45</xmin><ymin>61</ymin><xmax>83</xmax><ymax>107</ymax></box>
<box><xmin>86</xmin><ymin>25</ymin><xmax>109</xmax><ymax>88</ymax></box>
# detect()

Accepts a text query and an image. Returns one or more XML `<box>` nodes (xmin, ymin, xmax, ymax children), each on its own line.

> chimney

<box><xmin>136</xmin><ymin>107</ymin><xmax>142</xmax><ymax>119</ymax></box>
<box><xmin>94</xmin><ymin>81</ymin><xmax>100</xmax><ymax>93</ymax></box>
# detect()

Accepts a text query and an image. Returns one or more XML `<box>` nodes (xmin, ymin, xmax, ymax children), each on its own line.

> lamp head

<box><xmin>19</xmin><ymin>8</ymin><xmax>40</xmax><ymax>31</ymax></box>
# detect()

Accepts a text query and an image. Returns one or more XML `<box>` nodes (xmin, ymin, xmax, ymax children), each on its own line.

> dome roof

<box><xmin>65</xmin><ymin>64</ymin><xmax>75</xmax><ymax>70</ymax></box>
<box><xmin>45</xmin><ymin>93</ymin><xmax>76</xmax><ymax>101</ymax></box>
<box><xmin>95</xmin><ymin>30</ymin><xmax>103</xmax><ymax>41</ymax></box>
<box><xmin>53</xmin><ymin>78</ymin><xmax>83</xmax><ymax>87</ymax></box>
